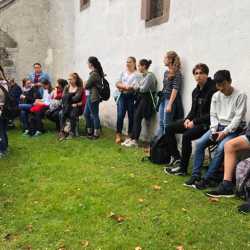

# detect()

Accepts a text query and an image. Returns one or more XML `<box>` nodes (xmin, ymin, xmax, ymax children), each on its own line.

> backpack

<box><xmin>97</xmin><ymin>78</ymin><xmax>110</xmax><ymax>101</ymax></box>
<box><xmin>236</xmin><ymin>158</ymin><xmax>250</xmax><ymax>200</ymax></box>
<box><xmin>0</xmin><ymin>84</ymin><xmax>17</xmax><ymax>120</ymax></box>
<box><xmin>142</xmin><ymin>134</ymin><xmax>171</xmax><ymax>164</ymax></box>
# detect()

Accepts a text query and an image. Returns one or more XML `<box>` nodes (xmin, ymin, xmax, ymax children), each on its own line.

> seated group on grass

<box><xmin>1</xmin><ymin>51</ymin><xmax>250</xmax><ymax>214</ymax></box>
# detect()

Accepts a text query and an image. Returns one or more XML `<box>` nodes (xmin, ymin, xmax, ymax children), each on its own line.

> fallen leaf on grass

<box><xmin>26</xmin><ymin>224</ymin><xmax>33</xmax><ymax>233</ymax></box>
<box><xmin>138</xmin><ymin>198</ymin><xmax>144</xmax><ymax>203</ymax></box>
<box><xmin>208</xmin><ymin>197</ymin><xmax>219</xmax><ymax>203</ymax></box>
<box><xmin>109</xmin><ymin>212</ymin><xmax>126</xmax><ymax>223</ymax></box>
<box><xmin>80</xmin><ymin>240</ymin><xmax>89</xmax><ymax>248</ymax></box>
<box><xmin>135</xmin><ymin>247</ymin><xmax>142</xmax><ymax>250</ymax></box>
<box><xmin>152</xmin><ymin>185</ymin><xmax>161</xmax><ymax>191</ymax></box>
<box><xmin>176</xmin><ymin>245</ymin><xmax>184</xmax><ymax>250</ymax></box>
<box><xmin>23</xmin><ymin>245</ymin><xmax>32</xmax><ymax>250</ymax></box>
<box><xmin>181</xmin><ymin>208</ymin><xmax>188</xmax><ymax>213</ymax></box>
<box><xmin>4</xmin><ymin>233</ymin><xmax>13</xmax><ymax>241</ymax></box>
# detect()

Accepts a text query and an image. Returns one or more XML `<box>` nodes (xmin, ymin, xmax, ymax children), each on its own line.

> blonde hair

<box><xmin>166</xmin><ymin>51</ymin><xmax>181</xmax><ymax>75</ymax></box>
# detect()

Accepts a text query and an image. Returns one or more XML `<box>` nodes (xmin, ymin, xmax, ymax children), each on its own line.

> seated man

<box><xmin>206</xmin><ymin>122</ymin><xmax>250</xmax><ymax>198</ymax></box>
<box><xmin>165</xmin><ymin>63</ymin><xmax>216</xmax><ymax>176</ymax></box>
<box><xmin>187</xmin><ymin>70</ymin><xmax>247</xmax><ymax>189</ymax></box>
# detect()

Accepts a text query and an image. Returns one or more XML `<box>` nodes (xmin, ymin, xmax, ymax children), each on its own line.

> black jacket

<box><xmin>22</xmin><ymin>87</ymin><xmax>42</xmax><ymax>104</ymax></box>
<box><xmin>186</xmin><ymin>77</ymin><xmax>217</xmax><ymax>128</ymax></box>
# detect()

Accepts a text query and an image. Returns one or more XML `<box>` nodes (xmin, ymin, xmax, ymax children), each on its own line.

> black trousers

<box><xmin>60</xmin><ymin>107</ymin><xmax>82</xmax><ymax>135</ymax></box>
<box><xmin>46</xmin><ymin>109</ymin><xmax>61</xmax><ymax>131</ymax></box>
<box><xmin>131</xmin><ymin>97</ymin><xmax>152</xmax><ymax>140</ymax></box>
<box><xmin>29</xmin><ymin>107</ymin><xmax>48</xmax><ymax>133</ymax></box>
<box><xmin>165</xmin><ymin>119</ymin><xmax>207</xmax><ymax>172</ymax></box>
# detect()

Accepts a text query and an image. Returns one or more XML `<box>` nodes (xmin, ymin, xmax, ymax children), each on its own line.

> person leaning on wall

<box><xmin>121</xmin><ymin>59</ymin><xmax>158</xmax><ymax>147</ymax></box>
<box><xmin>114</xmin><ymin>57</ymin><xmax>142</xmax><ymax>144</ymax></box>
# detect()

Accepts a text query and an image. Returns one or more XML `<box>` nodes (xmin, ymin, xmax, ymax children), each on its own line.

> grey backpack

<box><xmin>236</xmin><ymin>158</ymin><xmax>250</xmax><ymax>200</ymax></box>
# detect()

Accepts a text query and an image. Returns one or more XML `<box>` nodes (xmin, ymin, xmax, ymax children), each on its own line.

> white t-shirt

<box><xmin>42</xmin><ymin>89</ymin><xmax>52</xmax><ymax>106</ymax></box>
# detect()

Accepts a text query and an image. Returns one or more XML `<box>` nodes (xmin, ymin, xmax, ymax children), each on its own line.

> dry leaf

<box><xmin>26</xmin><ymin>224</ymin><xmax>33</xmax><ymax>233</ymax></box>
<box><xmin>181</xmin><ymin>208</ymin><xmax>187</xmax><ymax>213</ymax></box>
<box><xmin>135</xmin><ymin>247</ymin><xmax>142</xmax><ymax>250</ymax></box>
<box><xmin>138</xmin><ymin>198</ymin><xmax>144</xmax><ymax>203</ymax></box>
<box><xmin>176</xmin><ymin>245</ymin><xmax>184</xmax><ymax>250</ymax></box>
<box><xmin>23</xmin><ymin>245</ymin><xmax>32</xmax><ymax>250</ymax></box>
<box><xmin>208</xmin><ymin>197</ymin><xmax>219</xmax><ymax>203</ymax></box>
<box><xmin>4</xmin><ymin>233</ymin><xmax>12</xmax><ymax>241</ymax></box>
<box><xmin>80</xmin><ymin>240</ymin><xmax>89</xmax><ymax>248</ymax></box>
<box><xmin>109</xmin><ymin>212</ymin><xmax>126</xmax><ymax>223</ymax></box>
<box><xmin>153</xmin><ymin>185</ymin><xmax>161</xmax><ymax>190</ymax></box>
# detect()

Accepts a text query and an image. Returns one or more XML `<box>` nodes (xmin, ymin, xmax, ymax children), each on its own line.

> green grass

<box><xmin>0</xmin><ymin>125</ymin><xmax>250</xmax><ymax>250</ymax></box>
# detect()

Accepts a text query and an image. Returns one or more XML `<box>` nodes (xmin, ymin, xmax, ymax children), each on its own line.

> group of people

<box><xmin>0</xmin><ymin>50</ymin><xmax>250</xmax><ymax>213</ymax></box>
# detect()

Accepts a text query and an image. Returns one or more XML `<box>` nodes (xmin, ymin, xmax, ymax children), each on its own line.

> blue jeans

<box><xmin>157</xmin><ymin>97</ymin><xmax>175</xmax><ymax>136</ymax></box>
<box><xmin>116</xmin><ymin>93</ymin><xmax>134</xmax><ymax>134</ymax></box>
<box><xmin>0</xmin><ymin>117</ymin><xmax>8</xmax><ymax>153</ymax></box>
<box><xmin>84</xmin><ymin>96</ymin><xmax>100</xmax><ymax>130</ymax></box>
<box><xmin>19</xmin><ymin>104</ymin><xmax>32</xmax><ymax>131</ymax></box>
<box><xmin>192</xmin><ymin>129</ymin><xmax>239</xmax><ymax>179</ymax></box>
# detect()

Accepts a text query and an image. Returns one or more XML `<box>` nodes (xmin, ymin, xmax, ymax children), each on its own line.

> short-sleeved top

<box><xmin>162</xmin><ymin>70</ymin><xmax>182</xmax><ymax>99</ymax></box>
<box><xmin>117</xmin><ymin>71</ymin><xmax>142</xmax><ymax>93</ymax></box>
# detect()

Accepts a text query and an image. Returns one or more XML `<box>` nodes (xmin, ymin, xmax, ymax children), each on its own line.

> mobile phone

<box><xmin>212</xmin><ymin>133</ymin><xmax>219</xmax><ymax>141</ymax></box>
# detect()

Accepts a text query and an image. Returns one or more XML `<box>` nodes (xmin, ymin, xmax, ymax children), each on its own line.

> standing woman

<box><xmin>122</xmin><ymin>59</ymin><xmax>157</xmax><ymax>147</ymax></box>
<box><xmin>115</xmin><ymin>57</ymin><xmax>142</xmax><ymax>144</ymax></box>
<box><xmin>84</xmin><ymin>56</ymin><xmax>104</xmax><ymax>140</ymax></box>
<box><xmin>157</xmin><ymin>51</ymin><xmax>183</xmax><ymax>136</ymax></box>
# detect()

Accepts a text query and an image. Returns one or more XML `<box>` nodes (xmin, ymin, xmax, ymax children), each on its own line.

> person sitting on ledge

<box><xmin>164</xmin><ymin>63</ymin><xmax>216</xmax><ymax>176</ymax></box>
<box><xmin>186</xmin><ymin>70</ymin><xmax>247</xmax><ymax>190</ymax></box>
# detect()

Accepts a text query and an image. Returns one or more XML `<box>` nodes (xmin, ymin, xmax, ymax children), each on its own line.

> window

<box><xmin>80</xmin><ymin>0</ymin><xmax>90</xmax><ymax>11</ymax></box>
<box><xmin>141</xmin><ymin>0</ymin><xmax>170</xmax><ymax>27</ymax></box>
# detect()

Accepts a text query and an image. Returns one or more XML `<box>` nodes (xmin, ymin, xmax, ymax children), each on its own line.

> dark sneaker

<box><xmin>168</xmin><ymin>166</ymin><xmax>187</xmax><ymax>176</ymax></box>
<box><xmin>238</xmin><ymin>202</ymin><xmax>250</xmax><ymax>214</ymax></box>
<box><xmin>184</xmin><ymin>176</ymin><xmax>201</xmax><ymax>187</ymax></box>
<box><xmin>206</xmin><ymin>183</ymin><xmax>234</xmax><ymax>198</ymax></box>
<box><xmin>194</xmin><ymin>178</ymin><xmax>210</xmax><ymax>190</ymax></box>
<box><xmin>169</xmin><ymin>158</ymin><xmax>181</xmax><ymax>167</ymax></box>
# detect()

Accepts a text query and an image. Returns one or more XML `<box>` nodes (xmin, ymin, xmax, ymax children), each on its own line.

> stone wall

<box><xmin>0</xmin><ymin>0</ymin><xmax>49</xmax><ymax>83</ymax></box>
<box><xmin>74</xmin><ymin>0</ymin><xmax>250</xmax><ymax>139</ymax></box>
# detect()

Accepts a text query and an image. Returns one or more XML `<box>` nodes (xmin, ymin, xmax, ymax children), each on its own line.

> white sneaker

<box><xmin>34</xmin><ymin>131</ymin><xmax>42</xmax><ymax>136</ymax></box>
<box><xmin>23</xmin><ymin>130</ymin><xmax>29</xmax><ymax>136</ymax></box>
<box><xmin>121</xmin><ymin>138</ymin><xmax>132</xmax><ymax>146</ymax></box>
<box><xmin>124</xmin><ymin>139</ymin><xmax>138</xmax><ymax>147</ymax></box>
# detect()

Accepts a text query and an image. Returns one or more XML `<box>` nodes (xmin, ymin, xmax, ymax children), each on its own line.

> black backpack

<box><xmin>97</xmin><ymin>78</ymin><xmax>110</xmax><ymax>101</ymax></box>
<box><xmin>0</xmin><ymin>84</ymin><xmax>17</xmax><ymax>120</ymax></box>
<box><xmin>142</xmin><ymin>134</ymin><xmax>171</xmax><ymax>164</ymax></box>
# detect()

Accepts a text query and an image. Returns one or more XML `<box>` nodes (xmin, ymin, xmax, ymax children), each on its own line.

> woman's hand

<box><xmin>166</xmin><ymin>103</ymin><xmax>172</xmax><ymax>113</ymax></box>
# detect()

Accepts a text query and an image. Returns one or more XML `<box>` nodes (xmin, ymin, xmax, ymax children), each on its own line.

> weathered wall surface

<box><xmin>0</xmin><ymin>0</ymin><xmax>49</xmax><ymax>83</ymax></box>
<box><xmin>74</xmin><ymin>0</ymin><xmax>250</xmax><ymax>138</ymax></box>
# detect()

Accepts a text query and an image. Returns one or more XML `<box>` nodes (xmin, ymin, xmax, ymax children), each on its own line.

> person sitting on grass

<box><xmin>186</xmin><ymin>70</ymin><xmax>247</xmax><ymax>190</ymax></box>
<box><xmin>122</xmin><ymin>59</ymin><xmax>157</xmax><ymax>147</ymax></box>
<box><xmin>59</xmin><ymin>73</ymin><xmax>83</xmax><ymax>140</ymax></box>
<box><xmin>206</xmin><ymin>122</ymin><xmax>250</xmax><ymax>213</ymax></box>
<box><xmin>19</xmin><ymin>78</ymin><xmax>42</xmax><ymax>135</ymax></box>
<box><xmin>46</xmin><ymin>79</ymin><xmax>68</xmax><ymax>132</ymax></box>
<box><xmin>164</xmin><ymin>63</ymin><xmax>216</xmax><ymax>176</ymax></box>
<box><xmin>28</xmin><ymin>79</ymin><xmax>53</xmax><ymax>136</ymax></box>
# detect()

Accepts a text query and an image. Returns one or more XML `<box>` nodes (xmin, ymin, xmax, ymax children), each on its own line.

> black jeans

<box><xmin>165</xmin><ymin>119</ymin><xmax>207</xmax><ymax>172</ymax></box>
<box><xmin>29</xmin><ymin>107</ymin><xmax>48</xmax><ymax>133</ymax></box>
<box><xmin>46</xmin><ymin>109</ymin><xmax>61</xmax><ymax>131</ymax></box>
<box><xmin>0</xmin><ymin>116</ymin><xmax>8</xmax><ymax>153</ymax></box>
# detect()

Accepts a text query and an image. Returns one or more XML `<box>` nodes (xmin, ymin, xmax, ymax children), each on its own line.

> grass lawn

<box><xmin>0</xmin><ymin>125</ymin><xmax>250</xmax><ymax>250</ymax></box>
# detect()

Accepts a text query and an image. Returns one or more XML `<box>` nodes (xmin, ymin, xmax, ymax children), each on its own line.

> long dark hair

<box><xmin>139</xmin><ymin>59</ymin><xmax>152</xmax><ymax>70</ymax></box>
<box><xmin>41</xmin><ymin>79</ymin><xmax>53</xmax><ymax>93</ymax></box>
<box><xmin>70</xmin><ymin>73</ymin><xmax>83</xmax><ymax>88</ymax></box>
<box><xmin>88</xmin><ymin>56</ymin><xmax>105</xmax><ymax>78</ymax></box>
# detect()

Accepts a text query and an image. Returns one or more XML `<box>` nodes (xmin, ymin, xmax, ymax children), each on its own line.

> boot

<box><xmin>115</xmin><ymin>133</ymin><xmax>122</xmax><ymax>144</ymax></box>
